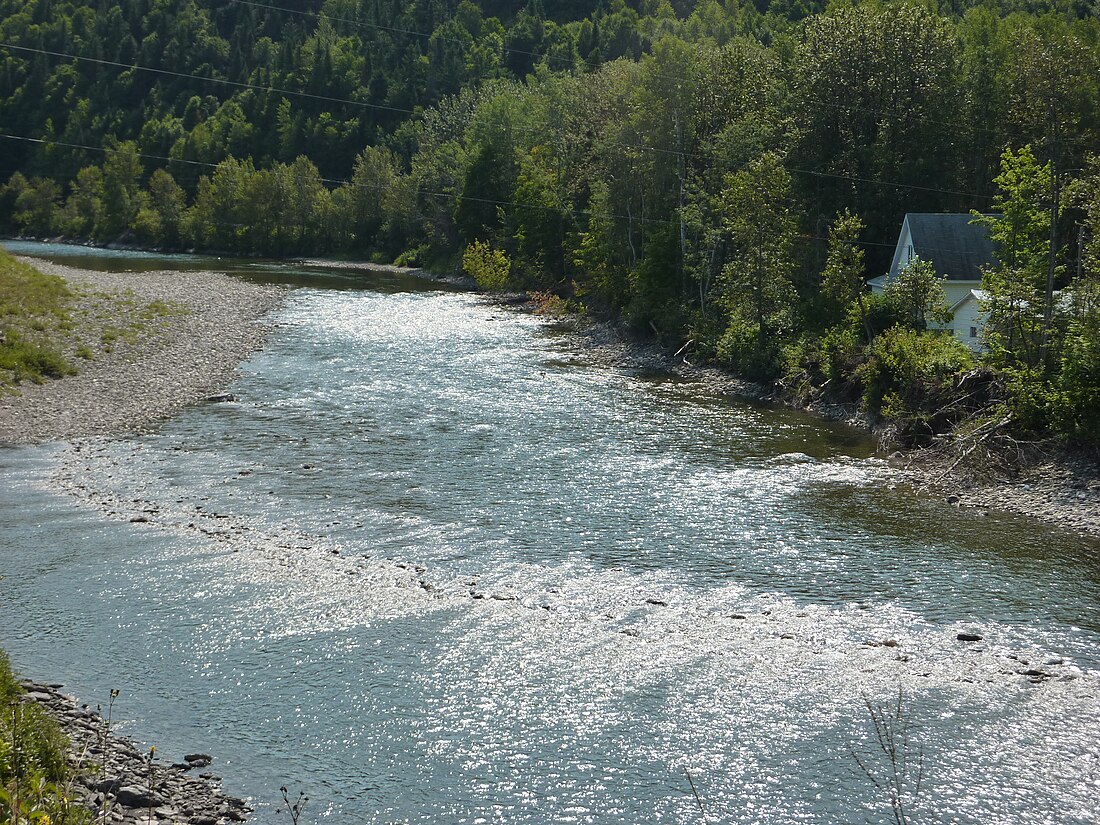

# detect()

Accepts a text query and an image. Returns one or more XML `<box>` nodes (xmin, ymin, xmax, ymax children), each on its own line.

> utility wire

<box><xmin>0</xmin><ymin>131</ymin><xmax>999</xmax><ymax>259</ymax></box>
<box><xmin>0</xmin><ymin>43</ymin><xmax>418</xmax><ymax>117</ymax></box>
<box><xmin>230</xmin><ymin>0</ymin><xmax>587</xmax><ymax>72</ymax></box>
<box><xmin>228</xmin><ymin>0</ymin><xmax>1099</xmax><ymax>148</ymax></box>
<box><xmin>0</xmin><ymin>41</ymin><xmax>998</xmax><ymax>201</ymax></box>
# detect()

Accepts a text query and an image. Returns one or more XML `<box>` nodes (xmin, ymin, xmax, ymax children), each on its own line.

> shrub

<box><xmin>462</xmin><ymin>240</ymin><xmax>511</xmax><ymax>292</ymax></box>
<box><xmin>0</xmin><ymin>329</ymin><xmax>74</xmax><ymax>385</ymax></box>
<box><xmin>858</xmin><ymin>327</ymin><xmax>973</xmax><ymax>440</ymax></box>
<box><xmin>717</xmin><ymin>318</ymin><xmax>782</xmax><ymax>381</ymax></box>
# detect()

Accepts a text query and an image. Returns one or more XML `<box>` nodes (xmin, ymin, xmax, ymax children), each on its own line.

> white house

<box><xmin>944</xmin><ymin>288</ymin><xmax>989</xmax><ymax>352</ymax></box>
<box><xmin>867</xmin><ymin>213</ymin><xmax>997</xmax><ymax>351</ymax></box>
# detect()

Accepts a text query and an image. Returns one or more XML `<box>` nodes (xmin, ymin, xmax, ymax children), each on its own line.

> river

<box><xmin>1</xmin><ymin>242</ymin><xmax>1098</xmax><ymax>824</ymax></box>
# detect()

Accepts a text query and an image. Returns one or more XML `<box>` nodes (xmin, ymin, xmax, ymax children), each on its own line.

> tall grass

<box><xmin>0</xmin><ymin>248</ymin><xmax>74</xmax><ymax>387</ymax></box>
<box><xmin>0</xmin><ymin>650</ymin><xmax>90</xmax><ymax>824</ymax></box>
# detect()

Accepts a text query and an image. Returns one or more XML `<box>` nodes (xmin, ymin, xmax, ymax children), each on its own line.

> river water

<box><xmin>1</xmin><ymin>242</ymin><xmax>1098</xmax><ymax>824</ymax></box>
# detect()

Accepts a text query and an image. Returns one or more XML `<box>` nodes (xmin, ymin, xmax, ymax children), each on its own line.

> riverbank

<box><xmin>528</xmin><ymin>302</ymin><xmax>1100</xmax><ymax>540</ymax></box>
<box><xmin>0</xmin><ymin>258</ymin><xmax>284</xmax><ymax>445</ymax></box>
<box><xmin>19</xmin><ymin>679</ymin><xmax>250</xmax><ymax>824</ymax></box>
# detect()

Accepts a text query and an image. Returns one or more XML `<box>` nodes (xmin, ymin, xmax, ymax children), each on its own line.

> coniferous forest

<box><xmin>1</xmin><ymin>0</ymin><xmax>1099</xmax><ymax>447</ymax></box>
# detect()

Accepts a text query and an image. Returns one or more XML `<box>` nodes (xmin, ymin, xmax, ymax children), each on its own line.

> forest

<box><xmin>1</xmin><ymin>0</ymin><xmax>1098</xmax><ymax>448</ymax></box>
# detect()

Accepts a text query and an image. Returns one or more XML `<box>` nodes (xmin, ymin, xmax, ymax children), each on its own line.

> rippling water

<box><xmin>2</xmin><ymin>244</ymin><xmax>1099</xmax><ymax>823</ymax></box>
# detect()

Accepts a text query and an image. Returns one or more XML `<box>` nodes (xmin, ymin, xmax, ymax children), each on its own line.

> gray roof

<box><xmin>896</xmin><ymin>214</ymin><xmax>998</xmax><ymax>281</ymax></box>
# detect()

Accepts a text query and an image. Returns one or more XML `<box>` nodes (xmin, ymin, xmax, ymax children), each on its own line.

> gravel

<box><xmin>0</xmin><ymin>259</ymin><xmax>285</xmax><ymax>445</ymax></box>
<box><xmin>20</xmin><ymin>679</ymin><xmax>250</xmax><ymax>824</ymax></box>
<box><xmin>903</xmin><ymin>452</ymin><xmax>1100</xmax><ymax>539</ymax></box>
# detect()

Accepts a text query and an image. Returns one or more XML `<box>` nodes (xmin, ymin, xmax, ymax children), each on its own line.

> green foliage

<box><xmin>973</xmin><ymin>146</ymin><xmax>1053</xmax><ymax>370</ymax></box>
<box><xmin>626</xmin><ymin>224</ymin><xmax>685</xmax><ymax>337</ymax></box>
<box><xmin>0</xmin><ymin>249</ymin><xmax>70</xmax><ymax>320</ymax></box>
<box><xmin>571</xmin><ymin>180</ymin><xmax>629</xmax><ymax>310</ymax></box>
<box><xmin>0</xmin><ymin>249</ymin><xmax>74</xmax><ymax>387</ymax></box>
<box><xmin>0</xmin><ymin>650</ymin><xmax>90</xmax><ymax>825</ymax></box>
<box><xmin>11</xmin><ymin>178</ymin><xmax>61</xmax><ymax>238</ymax></box>
<box><xmin>715</xmin><ymin>152</ymin><xmax>797</xmax><ymax>376</ymax></box>
<box><xmin>858</xmin><ymin>327</ymin><xmax>973</xmax><ymax>427</ymax></box>
<box><xmin>789</xmin><ymin>322</ymin><xmax>863</xmax><ymax>399</ymax></box>
<box><xmin>99</xmin><ymin>142</ymin><xmax>143</xmax><ymax>242</ymax></box>
<box><xmin>884</xmin><ymin>259</ymin><xmax>952</xmax><ymax>331</ymax></box>
<box><xmin>820</xmin><ymin>209</ymin><xmax>869</xmax><ymax>337</ymax></box>
<box><xmin>1056</xmin><ymin>287</ymin><xmax>1100</xmax><ymax>443</ymax></box>
<box><xmin>463</xmin><ymin>240</ymin><xmax>512</xmax><ymax>291</ymax></box>
<box><xmin>1</xmin><ymin>0</ymin><xmax>1099</xmax><ymax>444</ymax></box>
<box><xmin>0</xmin><ymin>328</ymin><xmax>74</xmax><ymax>385</ymax></box>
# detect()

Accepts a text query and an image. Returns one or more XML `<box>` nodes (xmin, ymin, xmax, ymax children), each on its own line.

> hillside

<box><xmin>1</xmin><ymin>0</ymin><xmax>1099</xmax><ymax>450</ymax></box>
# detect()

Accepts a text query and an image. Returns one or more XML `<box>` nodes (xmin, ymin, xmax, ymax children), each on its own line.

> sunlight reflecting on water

<box><xmin>2</xmin><ymin>273</ymin><xmax>1099</xmax><ymax>823</ymax></box>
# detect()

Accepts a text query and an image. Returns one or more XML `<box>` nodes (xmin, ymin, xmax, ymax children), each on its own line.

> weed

<box><xmin>848</xmin><ymin>689</ymin><xmax>924</xmax><ymax>825</ymax></box>
<box><xmin>96</xmin><ymin>690</ymin><xmax>119</xmax><ymax>825</ymax></box>
<box><xmin>145</xmin><ymin>746</ymin><xmax>156</xmax><ymax>825</ymax></box>
<box><xmin>0</xmin><ymin>651</ymin><xmax>91</xmax><ymax>824</ymax></box>
<box><xmin>0</xmin><ymin>328</ymin><xmax>74</xmax><ymax>385</ymax></box>
<box><xmin>684</xmin><ymin>768</ymin><xmax>708</xmax><ymax>822</ymax></box>
<box><xmin>277</xmin><ymin>786</ymin><xmax>308</xmax><ymax>824</ymax></box>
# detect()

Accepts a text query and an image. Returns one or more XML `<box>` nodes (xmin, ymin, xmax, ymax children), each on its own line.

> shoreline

<box><xmin>528</xmin><ymin>304</ymin><xmax>1100</xmax><ymax>540</ymax></box>
<box><xmin>19</xmin><ymin>679</ymin><xmax>250</xmax><ymax>825</ymax></box>
<box><xmin>0</xmin><ymin>254</ymin><xmax>1096</xmax><ymax>821</ymax></box>
<box><xmin>1</xmin><ymin>256</ymin><xmax>286</xmax><ymax>822</ymax></box>
<box><xmin>0</xmin><ymin>258</ymin><xmax>285</xmax><ymax>445</ymax></box>
<box><xmin>1</xmin><ymin>249</ymin><xmax>1095</xmax><ymax>535</ymax></box>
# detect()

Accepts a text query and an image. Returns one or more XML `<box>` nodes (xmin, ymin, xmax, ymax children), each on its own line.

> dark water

<box><xmin>1</xmin><ymin>242</ymin><xmax>1099</xmax><ymax>824</ymax></box>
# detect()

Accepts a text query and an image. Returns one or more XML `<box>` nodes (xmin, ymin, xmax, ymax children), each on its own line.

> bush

<box><xmin>1053</xmin><ymin>292</ymin><xmax>1100</xmax><ymax>445</ymax></box>
<box><xmin>858</xmin><ymin>327</ymin><xmax>973</xmax><ymax>440</ymax></box>
<box><xmin>0</xmin><ymin>329</ymin><xmax>74</xmax><ymax>385</ymax></box>
<box><xmin>462</xmin><ymin>240</ymin><xmax>511</xmax><ymax>292</ymax></box>
<box><xmin>0</xmin><ymin>249</ymin><xmax>71</xmax><ymax>320</ymax></box>
<box><xmin>716</xmin><ymin>318</ymin><xmax>782</xmax><ymax>381</ymax></box>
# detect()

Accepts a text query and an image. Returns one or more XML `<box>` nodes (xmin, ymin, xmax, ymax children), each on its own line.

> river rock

<box><xmin>115</xmin><ymin>785</ymin><xmax>164</xmax><ymax>808</ymax></box>
<box><xmin>95</xmin><ymin>777</ymin><xmax>123</xmax><ymax>794</ymax></box>
<box><xmin>20</xmin><ymin>681</ymin><xmax>251</xmax><ymax>822</ymax></box>
<box><xmin>957</xmin><ymin>632</ymin><xmax>983</xmax><ymax>642</ymax></box>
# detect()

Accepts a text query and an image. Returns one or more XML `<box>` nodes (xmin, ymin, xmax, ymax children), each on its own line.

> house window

<box><xmin>969</xmin><ymin>326</ymin><xmax>978</xmax><ymax>338</ymax></box>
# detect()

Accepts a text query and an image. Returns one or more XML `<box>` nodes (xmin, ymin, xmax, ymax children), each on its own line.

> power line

<box><xmin>228</xmin><ymin>0</ymin><xmax>1100</xmax><ymax>150</ymax></box>
<box><xmin>6</xmin><ymin>0</ymin><xmax>1099</xmax><ymax>166</ymax></box>
<box><xmin>1</xmin><ymin>132</ymin><xmax>1003</xmax><ymax>262</ymax></box>
<box><xmin>0</xmin><ymin>41</ymin><xmax>998</xmax><ymax>202</ymax></box>
<box><xmin>229</xmin><ymin>0</ymin><xmax>580</xmax><ymax>72</ymax></box>
<box><xmin>0</xmin><ymin>42</ymin><xmax>418</xmax><ymax>118</ymax></box>
<box><xmin>0</xmin><ymin>131</ymin><xmax>675</xmax><ymax>229</ymax></box>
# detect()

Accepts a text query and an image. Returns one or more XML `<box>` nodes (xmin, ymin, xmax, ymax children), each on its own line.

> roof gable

<box><xmin>900</xmin><ymin>213</ymin><xmax>997</xmax><ymax>282</ymax></box>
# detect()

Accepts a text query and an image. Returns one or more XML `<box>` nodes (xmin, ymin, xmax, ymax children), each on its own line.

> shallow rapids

<box><xmin>2</xmin><ymin>245</ymin><xmax>1099</xmax><ymax>823</ymax></box>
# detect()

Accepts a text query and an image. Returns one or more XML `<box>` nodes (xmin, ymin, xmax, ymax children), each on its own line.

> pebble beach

<box><xmin>0</xmin><ymin>258</ymin><xmax>284</xmax><ymax>445</ymax></box>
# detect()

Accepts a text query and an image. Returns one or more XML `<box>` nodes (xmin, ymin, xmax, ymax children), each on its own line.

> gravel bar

<box><xmin>0</xmin><ymin>259</ymin><xmax>285</xmax><ymax>445</ymax></box>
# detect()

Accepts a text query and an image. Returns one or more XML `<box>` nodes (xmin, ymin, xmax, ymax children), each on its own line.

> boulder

<box><xmin>114</xmin><ymin>785</ymin><xmax>164</xmax><ymax>808</ymax></box>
